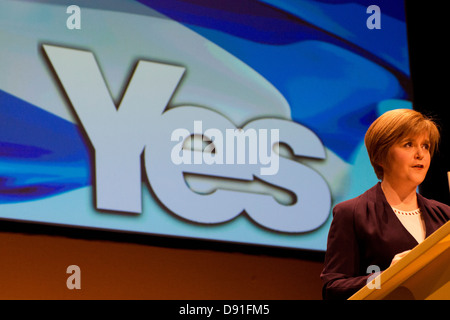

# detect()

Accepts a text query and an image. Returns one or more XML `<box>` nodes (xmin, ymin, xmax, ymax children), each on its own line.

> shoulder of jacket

<box><xmin>332</xmin><ymin>184</ymin><xmax>377</xmax><ymax>218</ymax></box>
<box><xmin>421</xmin><ymin>196</ymin><xmax>450</xmax><ymax>213</ymax></box>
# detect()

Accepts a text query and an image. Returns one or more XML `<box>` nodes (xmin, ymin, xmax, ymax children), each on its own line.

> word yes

<box><xmin>43</xmin><ymin>44</ymin><xmax>331</xmax><ymax>233</ymax></box>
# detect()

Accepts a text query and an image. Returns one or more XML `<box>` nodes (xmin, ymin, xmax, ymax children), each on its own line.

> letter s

<box><xmin>245</xmin><ymin>118</ymin><xmax>331</xmax><ymax>233</ymax></box>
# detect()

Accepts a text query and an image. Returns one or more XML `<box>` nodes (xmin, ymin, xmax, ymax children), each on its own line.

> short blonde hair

<box><xmin>365</xmin><ymin>109</ymin><xmax>440</xmax><ymax>180</ymax></box>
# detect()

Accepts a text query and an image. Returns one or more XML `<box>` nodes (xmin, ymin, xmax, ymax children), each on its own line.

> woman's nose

<box><xmin>415</xmin><ymin>147</ymin><xmax>424</xmax><ymax>159</ymax></box>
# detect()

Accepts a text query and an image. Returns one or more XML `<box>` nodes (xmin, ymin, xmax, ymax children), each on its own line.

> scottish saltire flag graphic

<box><xmin>0</xmin><ymin>0</ymin><xmax>411</xmax><ymax>250</ymax></box>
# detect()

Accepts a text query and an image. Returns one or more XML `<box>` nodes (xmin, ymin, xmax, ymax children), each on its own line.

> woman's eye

<box><xmin>422</xmin><ymin>144</ymin><xmax>430</xmax><ymax>150</ymax></box>
<box><xmin>404</xmin><ymin>142</ymin><xmax>412</xmax><ymax>147</ymax></box>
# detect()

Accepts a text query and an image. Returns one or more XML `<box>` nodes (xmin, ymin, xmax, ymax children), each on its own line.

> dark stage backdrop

<box><xmin>406</xmin><ymin>1</ymin><xmax>450</xmax><ymax>205</ymax></box>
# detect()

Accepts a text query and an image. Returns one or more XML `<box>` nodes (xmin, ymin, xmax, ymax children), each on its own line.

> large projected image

<box><xmin>0</xmin><ymin>0</ymin><xmax>411</xmax><ymax>251</ymax></box>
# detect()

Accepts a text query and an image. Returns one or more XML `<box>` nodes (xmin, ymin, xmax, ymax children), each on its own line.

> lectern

<box><xmin>349</xmin><ymin>220</ymin><xmax>450</xmax><ymax>300</ymax></box>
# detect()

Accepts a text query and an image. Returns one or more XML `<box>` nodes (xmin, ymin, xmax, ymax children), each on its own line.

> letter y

<box><xmin>43</xmin><ymin>45</ymin><xmax>185</xmax><ymax>213</ymax></box>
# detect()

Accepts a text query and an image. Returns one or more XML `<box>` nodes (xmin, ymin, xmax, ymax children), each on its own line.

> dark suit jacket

<box><xmin>320</xmin><ymin>182</ymin><xmax>450</xmax><ymax>300</ymax></box>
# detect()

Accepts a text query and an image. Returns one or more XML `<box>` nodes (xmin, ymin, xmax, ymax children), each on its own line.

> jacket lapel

<box><xmin>374</xmin><ymin>182</ymin><xmax>420</xmax><ymax>246</ymax></box>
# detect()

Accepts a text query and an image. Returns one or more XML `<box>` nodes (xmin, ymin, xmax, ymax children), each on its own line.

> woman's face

<box><xmin>382</xmin><ymin>133</ymin><xmax>431</xmax><ymax>188</ymax></box>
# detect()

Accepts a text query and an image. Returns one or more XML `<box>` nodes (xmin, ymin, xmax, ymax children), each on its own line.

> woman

<box><xmin>320</xmin><ymin>108</ymin><xmax>450</xmax><ymax>300</ymax></box>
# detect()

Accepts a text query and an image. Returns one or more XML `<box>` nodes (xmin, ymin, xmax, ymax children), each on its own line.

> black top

<box><xmin>320</xmin><ymin>182</ymin><xmax>450</xmax><ymax>300</ymax></box>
